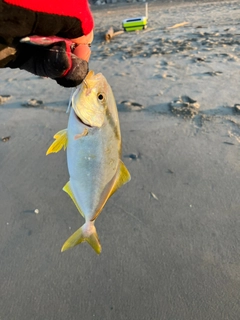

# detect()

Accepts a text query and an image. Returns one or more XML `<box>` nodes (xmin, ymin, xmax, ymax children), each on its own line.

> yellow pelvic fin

<box><xmin>61</xmin><ymin>222</ymin><xmax>101</xmax><ymax>254</ymax></box>
<box><xmin>92</xmin><ymin>159</ymin><xmax>131</xmax><ymax>221</ymax></box>
<box><xmin>46</xmin><ymin>129</ymin><xmax>68</xmax><ymax>155</ymax></box>
<box><xmin>63</xmin><ymin>181</ymin><xmax>84</xmax><ymax>218</ymax></box>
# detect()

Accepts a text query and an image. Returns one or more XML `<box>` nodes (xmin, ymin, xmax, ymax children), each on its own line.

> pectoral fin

<box><xmin>63</xmin><ymin>181</ymin><xmax>84</xmax><ymax>218</ymax></box>
<box><xmin>74</xmin><ymin>128</ymin><xmax>88</xmax><ymax>140</ymax></box>
<box><xmin>46</xmin><ymin>129</ymin><xmax>68</xmax><ymax>155</ymax></box>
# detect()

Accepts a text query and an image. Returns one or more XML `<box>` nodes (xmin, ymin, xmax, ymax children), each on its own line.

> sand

<box><xmin>1</xmin><ymin>1</ymin><xmax>240</xmax><ymax>319</ymax></box>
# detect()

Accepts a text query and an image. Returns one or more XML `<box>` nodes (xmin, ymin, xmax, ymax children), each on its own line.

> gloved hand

<box><xmin>0</xmin><ymin>0</ymin><xmax>94</xmax><ymax>87</ymax></box>
<box><xmin>13</xmin><ymin>36</ymin><xmax>92</xmax><ymax>87</ymax></box>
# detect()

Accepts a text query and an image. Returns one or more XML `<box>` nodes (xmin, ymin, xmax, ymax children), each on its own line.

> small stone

<box><xmin>128</xmin><ymin>153</ymin><xmax>138</xmax><ymax>160</ymax></box>
<box><xmin>1</xmin><ymin>136</ymin><xmax>10</xmax><ymax>142</ymax></box>
<box><xmin>34</xmin><ymin>209</ymin><xmax>39</xmax><ymax>214</ymax></box>
<box><xmin>150</xmin><ymin>192</ymin><xmax>158</xmax><ymax>200</ymax></box>
<box><xmin>234</xmin><ymin>104</ymin><xmax>240</xmax><ymax>113</ymax></box>
<box><xmin>124</xmin><ymin>153</ymin><xmax>141</xmax><ymax>161</ymax></box>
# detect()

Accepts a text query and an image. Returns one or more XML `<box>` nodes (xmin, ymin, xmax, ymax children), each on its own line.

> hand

<box><xmin>14</xmin><ymin>36</ymin><xmax>92</xmax><ymax>87</ymax></box>
<box><xmin>0</xmin><ymin>0</ymin><xmax>94</xmax><ymax>87</ymax></box>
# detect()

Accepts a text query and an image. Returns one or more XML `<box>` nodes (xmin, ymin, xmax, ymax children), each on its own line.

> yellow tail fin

<box><xmin>61</xmin><ymin>222</ymin><xmax>101</xmax><ymax>254</ymax></box>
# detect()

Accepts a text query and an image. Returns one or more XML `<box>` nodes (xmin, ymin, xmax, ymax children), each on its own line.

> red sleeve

<box><xmin>4</xmin><ymin>0</ymin><xmax>94</xmax><ymax>35</ymax></box>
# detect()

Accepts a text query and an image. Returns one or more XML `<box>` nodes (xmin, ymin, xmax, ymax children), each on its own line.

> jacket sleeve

<box><xmin>3</xmin><ymin>0</ymin><xmax>94</xmax><ymax>36</ymax></box>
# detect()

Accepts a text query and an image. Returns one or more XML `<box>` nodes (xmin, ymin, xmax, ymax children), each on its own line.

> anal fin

<box><xmin>63</xmin><ymin>181</ymin><xmax>84</xmax><ymax>218</ymax></box>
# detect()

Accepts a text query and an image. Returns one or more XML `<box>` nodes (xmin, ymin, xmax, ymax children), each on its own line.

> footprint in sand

<box><xmin>0</xmin><ymin>95</ymin><xmax>11</xmax><ymax>105</ymax></box>
<box><xmin>203</xmin><ymin>71</ymin><xmax>223</xmax><ymax>76</ymax></box>
<box><xmin>120</xmin><ymin>100</ymin><xmax>144</xmax><ymax>111</ymax></box>
<box><xmin>170</xmin><ymin>96</ymin><xmax>200</xmax><ymax>119</ymax></box>
<box><xmin>22</xmin><ymin>99</ymin><xmax>43</xmax><ymax>108</ymax></box>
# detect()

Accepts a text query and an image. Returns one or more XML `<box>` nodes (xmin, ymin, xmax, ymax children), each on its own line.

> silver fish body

<box><xmin>67</xmin><ymin>103</ymin><xmax>120</xmax><ymax>220</ymax></box>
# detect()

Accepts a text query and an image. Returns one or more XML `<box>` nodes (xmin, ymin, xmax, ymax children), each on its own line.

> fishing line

<box><xmin>66</xmin><ymin>88</ymin><xmax>75</xmax><ymax>113</ymax></box>
<box><xmin>83</xmin><ymin>79</ymin><xmax>88</xmax><ymax>88</ymax></box>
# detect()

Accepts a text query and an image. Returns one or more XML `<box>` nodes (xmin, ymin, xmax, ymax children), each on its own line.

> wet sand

<box><xmin>1</xmin><ymin>1</ymin><xmax>240</xmax><ymax>319</ymax></box>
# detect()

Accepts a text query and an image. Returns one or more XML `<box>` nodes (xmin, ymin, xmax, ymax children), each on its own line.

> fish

<box><xmin>46</xmin><ymin>70</ymin><xmax>131</xmax><ymax>254</ymax></box>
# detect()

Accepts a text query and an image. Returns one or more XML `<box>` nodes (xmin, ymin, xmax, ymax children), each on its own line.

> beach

<box><xmin>1</xmin><ymin>1</ymin><xmax>240</xmax><ymax>319</ymax></box>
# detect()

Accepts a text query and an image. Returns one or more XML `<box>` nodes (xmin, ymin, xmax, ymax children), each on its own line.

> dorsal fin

<box><xmin>109</xmin><ymin>160</ymin><xmax>131</xmax><ymax>198</ymax></box>
<box><xmin>92</xmin><ymin>160</ymin><xmax>131</xmax><ymax>221</ymax></box>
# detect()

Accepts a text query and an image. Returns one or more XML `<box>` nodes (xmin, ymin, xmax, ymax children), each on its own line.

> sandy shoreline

<box><xmin>90</xmin><ymin>0</ymin><xmax>235</xmax><ymax>10</ymax></box>
<box><xmin>1</xmin><ymin>1</ymin><xmax>240</xmax><ymax>319</ymax></box>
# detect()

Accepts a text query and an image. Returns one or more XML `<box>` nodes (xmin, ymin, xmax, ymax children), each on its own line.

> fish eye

<box><xmin>97</xmin><ymin>93</ymin><xmax>105</xmax><ymax>103</ymax></box>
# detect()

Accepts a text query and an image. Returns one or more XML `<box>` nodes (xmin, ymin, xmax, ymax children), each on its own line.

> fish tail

<box><xmin>61</xmin><ymin>221</ymin><xmax>101</xmax><ymax>254</ymax></box>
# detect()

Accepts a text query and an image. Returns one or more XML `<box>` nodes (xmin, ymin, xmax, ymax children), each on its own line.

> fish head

<box><xmin>72</xmin><ymin>70</ymin><xmax>110</xmax><ymax>128</ymax></box>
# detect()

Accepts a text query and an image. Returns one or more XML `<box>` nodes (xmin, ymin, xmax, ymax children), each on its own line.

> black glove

<box><xmin>8</xmin><ymin>41</ymin><xmax>88</xmax><ymax>87</ymax></box>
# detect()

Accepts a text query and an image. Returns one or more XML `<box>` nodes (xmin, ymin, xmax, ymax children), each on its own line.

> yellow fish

<box><xmin>47</xmin><ymin>71</ymin><xmax>131</xmax><ymax>254</ymax></box>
